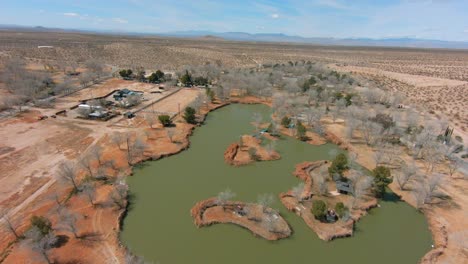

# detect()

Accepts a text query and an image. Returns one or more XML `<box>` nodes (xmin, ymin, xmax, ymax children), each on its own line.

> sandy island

<box><xmin>191</xmin><ymin>197</ymin><xmax>291</xmax><ymax>241</ymax></box>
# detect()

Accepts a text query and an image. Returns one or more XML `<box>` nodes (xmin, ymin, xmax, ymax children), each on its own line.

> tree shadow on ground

<box><xmin>53</xmin><ymin>235</ymin><xmax>69</xmax><ymax>248</ymax></box>
<box><xmin>381</xmin><ymin>191</ymin><xmax>401</xmax><ymax>203</ymax></box>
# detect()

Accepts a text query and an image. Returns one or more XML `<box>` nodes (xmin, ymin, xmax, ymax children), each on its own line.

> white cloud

<box><xmin>271</xmin><ymin>13</ymin><xmax>279</xmax><ymax>19</ymax></box>
<box><xmin>113</xmin><ymin>18</ymin><xmax>129</xmax><ymax>24</ymax></box>
<box><xmin>63</xmin><ymin>12</ymin><xmax>79</xmax><ymax>17</ymax></box>
<box><xmin>464</xmin><ymin>29</ymin><xmax>468</xmax><ymax>33</ymax></box>
<box><xmin>316</xmin><ymin>0</ymin><xmax>350</xmax><ymax>10</ymax></box>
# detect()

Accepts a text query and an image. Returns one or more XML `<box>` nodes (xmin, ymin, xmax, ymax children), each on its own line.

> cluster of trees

<box><xmin>119</xmin><ymin>68</ymin><xmax>167</xmax><ymax>84</ymax></box>
<box><xmin>0</xmin><ymin>58</ymin><xmax>107</xmax><ymax>112</ymax></box>
<box><xmin>1</xmin><ymin>139</ymin><xmax>133</xmax><ymax>263</ymax></box>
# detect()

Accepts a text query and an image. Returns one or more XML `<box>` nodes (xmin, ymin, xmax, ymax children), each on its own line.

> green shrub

<box><xmin>183</xmin><ymin>107</ymin><xmax>197</xmax><ymax>124</ymax></box>
<box><xmin>281</xmin><ymin>116</ymin><xmax>291</xmax><ymax>128</ymax></box>
<box><xmin>311</xmin><ymin>200</ymin><xmax>327</xmax><ymax>220</ymax></box>
<box><xmin>296</xmin><ymin>121</ymin><xmax>307</xmax><ymax>141</ymax></box>
<box><xmin>334</xmin><ymin>202</ymin><xmax>348</xmax><ymax>218</ymax></box>
<box><xmin>30</xmin><ymin>216</ymin><xmax>52</xmax><ymax>236</ymax></box>
<box><xmin>328</xmin><ymin>153</ymin><xmax>348</xmax><ymax>177</ymax></box>
<box><xmin>158</xmin><ymin>115</ymin><xmax>172</xmax><ymax>127</ymax></box>
<box><xmin>372</xmin><ymin>166</ymin><xmax>393</xmax><ymax>197</ymax></box>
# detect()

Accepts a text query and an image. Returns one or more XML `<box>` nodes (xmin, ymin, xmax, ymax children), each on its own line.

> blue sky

<box><xmin>1</xmin><ymin>0</ymin><xmax>468</xmax><ymax>41</ymax></box>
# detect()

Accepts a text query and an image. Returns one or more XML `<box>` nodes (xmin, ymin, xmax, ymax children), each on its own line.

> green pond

<box><xmin>121</xmin><ymin>104</ymin><xmax>432</xmax><ymax>264</ymax></box>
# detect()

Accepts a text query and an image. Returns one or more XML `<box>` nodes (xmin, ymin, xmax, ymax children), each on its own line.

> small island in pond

<box><xmin>224</xmin><ymin>135</ymin><xmax>280</xmax><ymax>166</ymax></box>
<box><xmin>191</xmin><ymin>197</ymin><xmax>291</xmax><ymax>241</ymax></box>
<box><xmin>280</xmin><ymin>158</ymin><xmax>378</xmax><ymax>241</ymax></box>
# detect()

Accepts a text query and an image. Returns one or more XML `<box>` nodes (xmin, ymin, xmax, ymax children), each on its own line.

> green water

<box><xmin>121</xmin><ymin>104</ymin><xmax>432</xmax><ymax>264</ymax></box>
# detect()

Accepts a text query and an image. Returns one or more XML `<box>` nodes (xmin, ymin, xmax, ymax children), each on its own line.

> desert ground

<box><xmin>0</xmin><ymin>31</ymin><xmax>467</xmax><ymax>264</ymax></box>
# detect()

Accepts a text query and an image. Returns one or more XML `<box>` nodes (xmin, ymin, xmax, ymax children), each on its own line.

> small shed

<box><xmin>336</xmin><ymin>181</ymin><xmax>353</xmax><ymax>195</ymax></box>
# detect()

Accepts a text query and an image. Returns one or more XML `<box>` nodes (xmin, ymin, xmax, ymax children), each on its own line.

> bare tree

<box><xmin>81</xmin><ymin>182</ymin><xmax>97</xmax><ymax>207</ymax></box>
<box><xmin>58</xmin><ymin>161</ymin><xmax>80</xmax><ymax>191</ymax></box>
<box><xmin>396</xmin><ymin>161</ymin><xmax>418</xmax><ymax>190</ymax></box>
<box><xmin>112</xmin><ymin>132</ymin><xmax>125</xmax><ymax>150</ymax></box>
<box><xmin>167</xmin><ymin>128</ymin><xmax>176</xmax><ymax>143</ymax></box>
<box><xmin>447</xmin><ymin>156</ymin><xmax>461</xmax><ymax>177</ymax></box>
<box><xmin>252</xmin><ymin>112</ymin><xmax>263</xmax><ymax>132</ymax></box>
<box><xmin>216</xmin><ymin>188</ymin><xmax>236</xmax><ymax>208</ymax></box>
<box><xmin>79</xmin><ymin>154</ymin><xmax>95</xmax><ymax>178</ymax></box>
<box><xmin>89</xmin><ymin>145</ymin><xmax>104</xmax><ymax>166</ymax></box>
<box><xmin>110</xmin><ymin>179</ymin><xmax>128</xmax><ymax>210</ymax></box>
<box><xmin>312</xmin><ymin>171</ymin><xmax>328</xmax><ymax>196</ymax></box>
<box><xmin>189</xmin><ymin>94</ymin><xmax>204</xmax><ymax>113</ymax></box>
<box><xmin>59</xmin><ymin>209</ymin><xmax>81</xmax><ymax>238</ymax></box>
<box><xmin>79</xmin><ymin>72</ymin><xmax>93</xmax><ymax>88</ymax></box>
<box><xmin>360</xmin><ymin>120</ymin><xmax>383</xmax><ymax>146</ymax></box>
<box><xmin>23</xmin><ymin>227</ymin><xmax>57</xmax><ymax>264</ymax></box>
<box><xmin>125</xmin><ymin>251</ymin><xmax>147</xmax><ymax>264</ymax></box>
<box><xmin>331</xmin><ymin>98</ymin><xmax>346</xmax><ymax>123</ymax></box>
<box><xmin>425</xmin><ymin>173</ymin><xmax>445</xmax><ymax>203</ymax></box>
<box><xmin>348</xmin><ymin>171</ymin><xmax>373</xmax><ymax>208</ymax></box>
<box><xmin>126</xmin><ymin>134</ymin><xmax>147</xmax><ymax>165</ymax></box>
<box><xmin>291</xmin><ymin>182</ymin><xmax>305</xmax><ymax>202</ymax></box>
<box><xmin>265</xmin><ymin>141</ymin><xmax>276</xmax><ymax>155</ymax></box>
<box><xmin>0</xmin><ymin>209</ymin><xmax>20</xmax><ymax>239</ymax></box>
<box><xmin>145</xmin><ymin>114</ymin><xmax>157</xmax><ymax>129</ymax></box>
<box><xmin>257</xmin><ymin>193</ymin><xmax>275</xmax><ymax>212</ymax></box>
<box><xmin>85</xmin><ymin>59</ymin><xmax>104</xmax><ymax>83</ymax></box>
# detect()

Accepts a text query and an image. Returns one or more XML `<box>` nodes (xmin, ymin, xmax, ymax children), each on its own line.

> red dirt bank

<box><xmin>224</xmin><ymin>135</ymin><xmax>280</xmax><ymax>166</ymax></box>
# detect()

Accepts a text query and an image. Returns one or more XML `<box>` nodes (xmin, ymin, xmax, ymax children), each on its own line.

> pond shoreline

<box><xmin>118</xmin><ymin>97</ymin><xmax>434</xmax><ymax>263</ymax></box>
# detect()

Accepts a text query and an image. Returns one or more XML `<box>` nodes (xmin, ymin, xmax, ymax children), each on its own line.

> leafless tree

<box><xmin>396</xmin><ymin>161</ymin><xmax>418</xmax><ymax>190</ymax></box>
<box><xmin>58</xmin><ymin>209</ymin><xmax>81</xmax><ymax>238</ymax></box>
<box><xmin>166</xmin><ymin>128</ymin><xmax>176</xmax><ymax>143</ymax></box>
<box><xmin>125</xmin><ymin>251</ymin><xmax>147</xmax><ymax>264</ymax></box>
<box><xmin>265</xmin><ymin>141</ymin><xmax>276</xmax><ymax>155</ymax></box>
<box><xmin>145</xmin><ymin>114</ymin><xmax>157</xmax><ymax>129</ymax></box>
<box><xmin>291</xmin><ymin>182</ymin><xmax>305</xmax><ymax>202</ymax></box>
<box><xmin>58</xmin><ymin>161</ymin><xmax>80</xmax><ymax>191</ymax></box>
<box><xmin>360</xmin><ymin>120</ymin><xmax>383</xmax><ymax>146</ymax></box>
<box><xmin>331</xmin><ymin>98</ymin><xmax>346</xmax><ymax>123</ymax></box>
<box><xmin>112</xmin><ymin>132</ymin><xmax>125</xmax><ymax>150</ymax></box>
<box><xmin>312</xmin><ymin>171</ymin><xmax>328</xmax><ymax>196</ymax></box>
<box><xmin>252</xmin><ymin>112</ymin><xmax>263</xmax><ymax>132</ymax></box>
<box><xmin>0</xmin><ymin>209</ymin><xmax>20</xmax><ymax>239</ymax></box>
<box><xmin>189</xmin><ymin>94</ymin><xmax>204</xmax><ymax>113</ymax></box>
<box><xmin>89</xmin><ymin>145</ymin><xmax>104</xmax><ymax>166</ymax></box>
<box><xmin>257</xmin><ymin>193</ymin><xmax>275</xmax><ymax>212</ymax></box>
<box><xmin>85</xmin><ymin>59</ymin><xmax>105</xmax><ymax>82</ymax></box>
<box><xmin>79</xmin><ymin>72</ymin><xmax>93</xmax><ymax>88</ymax></box>
<box><xmin>110</xmin><ymin>177</ymin><xmax>128</xmax><ymax>210</ymax></box>
<box><xmin>125</xmin><ymin>134</ymin><xmax>147</xmax><ymax>165</ymax></box>
<box><xmin>81</xmin><ymin>182</ymin><xmax>97</xmax><ymax>207</ymax></box>
<box><xmin>446</xmin><ymin>155</ymin><xmax>461</xmax><ymax>177</ymax></box>
<box><xmin>348</xmin><ymin>171</ymin><xmax>373</xmax><ymax>208</ymax></box>
<box><xmin>23</xmin><ymin>227</ymin><xmax>57</xmax><ymax>264</ymax></box>
<box><xmin>307</xmin><ymin>89</ymin><xmax>319</xmax><ymax>106</ymax></box>
<box><xmin>216</xmin><ymin>188</ymin><xmax>236</xmax><ymax>207</ymax></box>
<box><xmin>79</xmin><ymin>154</ymin><xmax>95</xmax><ymax>178</ymax></box>
<box><xmin>425</xmin><ymin>173</ymin><xmax>445</xmax><ymax>203</ymax></box>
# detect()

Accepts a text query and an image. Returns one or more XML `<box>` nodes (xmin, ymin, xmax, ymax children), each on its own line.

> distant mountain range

<box><xmin>1</xmin><ymin>24</ymin><xmax>468</xmax><ymax>50</ymax></box>
<box><xmin>164</xmin><ymin>31</ymin><xmax>468</xmax><ymax>49</ymax></box>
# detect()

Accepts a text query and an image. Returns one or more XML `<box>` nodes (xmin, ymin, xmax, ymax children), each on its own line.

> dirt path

<box><xmin>92</xmin><ymin>208</ymin><xmax>120</xmax><ymax>264</ymax></box>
